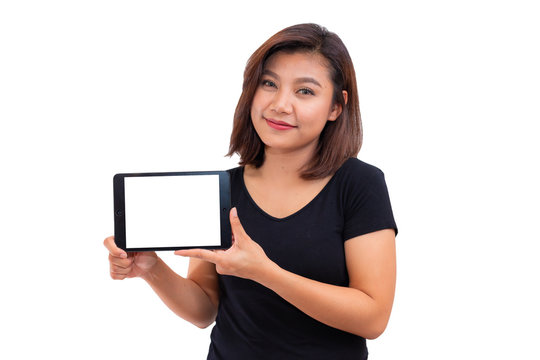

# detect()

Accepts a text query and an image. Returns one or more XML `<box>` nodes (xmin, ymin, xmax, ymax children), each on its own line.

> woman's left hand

<box><xmin>175</xmin><ymin>208</ymin><xmax>274</xmax><ymax>281</ymax></box>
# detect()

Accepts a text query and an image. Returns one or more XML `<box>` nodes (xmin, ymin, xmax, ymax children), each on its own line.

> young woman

<box><xmin>104</xmin><ymin>23</ymin><xmax>397</xmax><ymax>359</ymax></box>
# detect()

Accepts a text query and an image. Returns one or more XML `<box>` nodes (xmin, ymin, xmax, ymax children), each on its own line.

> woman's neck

<box><xmin>249</xmin><ymin>146</ymin><xmax>315</xmax><ymax>183</ymax></box>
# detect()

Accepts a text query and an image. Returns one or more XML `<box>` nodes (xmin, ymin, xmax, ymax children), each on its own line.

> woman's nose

<box><xmin>270</xmin><ymin>90</ymin><xmax>293</xmax><ymax>114</ymax></box>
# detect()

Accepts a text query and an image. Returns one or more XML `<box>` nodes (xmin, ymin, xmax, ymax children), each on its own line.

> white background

<box><xmin>1</xmin><ymin>1</ymin><xmax>538</xmax><ymax>359</ymax></box>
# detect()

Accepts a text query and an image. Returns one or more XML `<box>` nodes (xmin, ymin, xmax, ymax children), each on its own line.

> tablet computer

<box><xmin>113</xmin><ymin>170</ymin><xmax>231</xmax><ymax>252</ymax></box>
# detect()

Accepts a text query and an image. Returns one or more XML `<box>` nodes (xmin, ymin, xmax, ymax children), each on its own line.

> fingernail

<box><xmin>231</xmin><ymin>207</ymin><xmax>238</xmax><ymax>218</ymax></box>
<box><xmin>120</xmin><ymin>252</ymin><xmax>127</xmax><ymax>259</ymax></box>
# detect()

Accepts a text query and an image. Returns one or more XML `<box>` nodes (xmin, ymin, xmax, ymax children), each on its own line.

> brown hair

<box><xmin>227</xmin><ymin>23</ymin><xmax>362</xmax><ymax>179</ymax></box>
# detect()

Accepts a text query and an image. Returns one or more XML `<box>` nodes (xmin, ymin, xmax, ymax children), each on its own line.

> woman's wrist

<box><xmin>140</xmin><ymin>256</ymin><xmax>164</xmax><ymax>283</ymax></box>
<box><xmin>252</xmin><ymin>258</ymin><xmax>281</xmax><ymax>286</ymax></box>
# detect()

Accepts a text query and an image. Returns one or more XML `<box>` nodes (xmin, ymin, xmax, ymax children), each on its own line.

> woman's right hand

<box><xmin>104</xmin><ymin>236</ymin><xmax>158</xmax><ymax>280</ymax></box>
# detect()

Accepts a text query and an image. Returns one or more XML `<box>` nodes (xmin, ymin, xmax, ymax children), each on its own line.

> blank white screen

<box><xmin>124</xmin><ymin>175</ymin><xmax>221</xmax><ymax>248</ymax></box>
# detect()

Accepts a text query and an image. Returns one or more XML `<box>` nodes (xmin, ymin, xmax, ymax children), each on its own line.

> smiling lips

<box><xmin>265</xmin><ymin>118</ymin><xmax>296</xmax><ymax>130</ymax></box>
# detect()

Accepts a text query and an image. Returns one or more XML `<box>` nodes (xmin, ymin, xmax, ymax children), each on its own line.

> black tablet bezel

<box><xmin>113</xmin><ymin>170</ymin><xmax>231</xmax><ymax>252</ymax></box>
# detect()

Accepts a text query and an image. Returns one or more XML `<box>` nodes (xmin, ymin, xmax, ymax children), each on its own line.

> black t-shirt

<box><xmin>207</xmin><ymin>158</ymin><xmax>397</xmax><ymax>360</ymax></box>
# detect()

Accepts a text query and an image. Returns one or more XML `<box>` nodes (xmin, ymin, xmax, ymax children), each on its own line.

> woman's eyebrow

<box><xmin>295</xmin><ymin>77</ymin><xmax>322</xmax><ymax>88</ymax></box>
<box><xmin>262</xmin><ymin>69</ymin><xmax>279</xmax><ymax>78</ymax></box>
<box><xmin>262</xmin><ymin>69</ymin><xmax>322</xmax><ymax>88</ymax></box>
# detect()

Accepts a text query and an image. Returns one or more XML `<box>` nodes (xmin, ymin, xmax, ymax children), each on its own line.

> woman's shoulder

<box><xmin>227</xmin><ymin>165</ymin><xmax>243</xmax><ymax>176</ymax></box>
<box><xmin>227</xmin><ymin>165</ymin><xmax>245</xmax><ymax>189</ymax></box>
<box><xmin>331</xmin><ymin>157</ymin><xmax>391</xmax><ymax>199</ymax></box>
<box><xmin>337</xmin><ymin>157</ymin><xmax>385</xmax><ymax>179</ymax></box>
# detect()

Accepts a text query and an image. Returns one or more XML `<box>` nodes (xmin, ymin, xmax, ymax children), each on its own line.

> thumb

<box><xmin>230</xmin><ymin>207</ymin><xmax>248</xmax><ymax>242</ymax></box>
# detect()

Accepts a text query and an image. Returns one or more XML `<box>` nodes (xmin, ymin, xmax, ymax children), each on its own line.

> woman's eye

<box><xmin>261</xmin><ymin>79</ymin><xmax>276</xmax><ymax>88</ymax></box>
<box><xmin>298</xmin><ymin>88</ymin><xmax>315</xmax><ymax>96</ymax></box>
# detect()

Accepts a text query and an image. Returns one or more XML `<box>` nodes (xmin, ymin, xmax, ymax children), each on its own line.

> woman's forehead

<box><xmin>263</xmin><ymin>51</ymin><xmax>332</xmax><ymax>81</ymax></box>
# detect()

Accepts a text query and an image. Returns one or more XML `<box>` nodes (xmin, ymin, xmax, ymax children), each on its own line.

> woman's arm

<box><xmin>256</xmin><ymin>229</ymin><xmax>396</xmax><ymax>339</ymax></box>
<box><xmin>176</xmin><ymin>209</ymin><xmax>396</xmax><ymax>339</ymax></box>
<box><xmin>104</xmin><ymin>236</ymin><xmax>219</xmax><ymax>329</ymax></box>
<box><xmin>141</xmin><ymin>257</ymin><xmax>219</xmax><ymax>329</ymax></box>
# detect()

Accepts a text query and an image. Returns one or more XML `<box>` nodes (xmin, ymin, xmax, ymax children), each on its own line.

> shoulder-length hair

<box><xmin>227</xmin><ymin>23</ymin><xmax>362</xmax><ymax>179</ymax></box>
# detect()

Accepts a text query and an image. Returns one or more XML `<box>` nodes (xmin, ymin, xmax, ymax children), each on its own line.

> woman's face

<box><xmin>250</xmin><ymin>51</ymin><xmax>342</xmax><ymax>157</ymax></box>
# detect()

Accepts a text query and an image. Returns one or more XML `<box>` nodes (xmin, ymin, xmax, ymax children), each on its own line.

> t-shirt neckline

<box><xmin>239</xmin><ymin>160</ymin><xmax>350</xmax><ymax>222</ymax></box>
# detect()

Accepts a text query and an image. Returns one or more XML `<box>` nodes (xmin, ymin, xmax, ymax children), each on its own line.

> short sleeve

<box><xmin>342</xmin><ymin>161</ymin><xmax>398</xmax><ymax>241</ymax></box>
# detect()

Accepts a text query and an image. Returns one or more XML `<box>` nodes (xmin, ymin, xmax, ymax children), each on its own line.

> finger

<box><xmin>108</xmin><ymin>253</ymin><xmax>133</xmax><ymax>268</ymax></box>
<box><xmin>175</xmin><ymin>249</ymin><xmax>220</xmax><ymax>264</ymax></box>
<box><xmin>229</xmin><ymin>208</ymin><xmax>248</xmax><ymax>242</ymax></box>
<box><xmin>110</xmin><ymin>271</ymin><xmax>127</xmax><ymax>280</ymax></box>
<box><xmin>110</xmin><ymin>263</ymin><xmax>131</xmax><ymax>275</ymax></box>
<box><xmin>103</xmin><ymin>236</ymin><xmax>127</xmax><ymax>259</ymax></box>
<box><xmin>109</xmin><ymin>261</ymin><xmax>131</xmax><ymax>280</ymax></box>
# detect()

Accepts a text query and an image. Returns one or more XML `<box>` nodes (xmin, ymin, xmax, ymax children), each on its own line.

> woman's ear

<box><xmin>328</xmin><ymin>90</ymin><xmax>348</xmax><ymax>121</ymax></box>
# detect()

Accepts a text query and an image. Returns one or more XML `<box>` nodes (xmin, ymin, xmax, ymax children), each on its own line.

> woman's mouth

<box><xmin>265</xmin><ymin>118</ymin><xmax>296</xmax><ymax>130</ymax></box>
